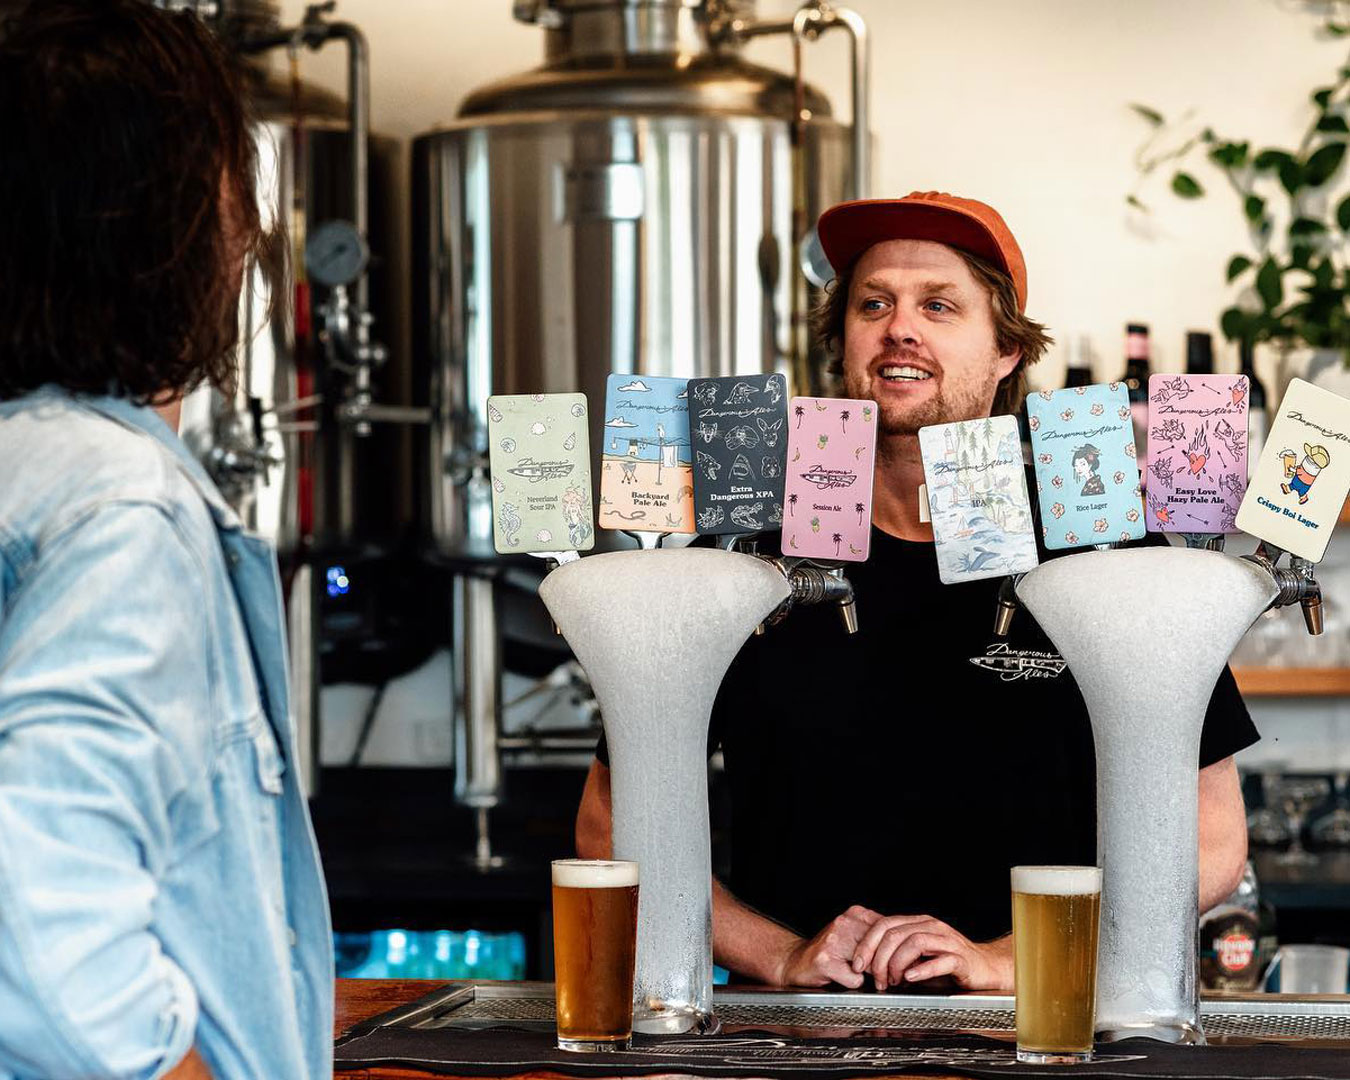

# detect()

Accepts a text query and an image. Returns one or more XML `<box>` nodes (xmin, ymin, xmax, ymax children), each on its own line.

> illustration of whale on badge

<box><xmin>687</xmin><ymin>373</ymin><xmax>788</xmax><ymax>539</ymax></box>
<box><xmin>919</xmin><ymin>415</ymin><xmax>1039</xmax><ymax>584</ymax></box>
<box><xmin>487</xmin><ymin>392</ymin><xmax>594</xmax><ymax>557</ymax></box>
<box><xmin>1026</xmin><ymin>383</ymin><xmax>1145</xmax><ymax>550</ymax></box>
<box><xmin>1144</xmin><ymin>374</ymin><xmax>1249</xmax><ymax>539</ymax></box>
<box><xmin>1236</xmin><ymin>378</ymin><xmax>1350</xmax><ymax>562</ymax></box>
<box><xmin>598</xmin><ymin>374</ymin><xmax>694</xmax><ymax>544</ymax></box>
<box><xmin>780</xmin><ymin>396</ymin><xmax>877</xmax><ymax>560</ymax></box>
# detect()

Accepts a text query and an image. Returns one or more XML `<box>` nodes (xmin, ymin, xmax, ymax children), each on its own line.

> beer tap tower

<box><xmin>496</xmin><ymin>380</ymin><xmax>874</xmax><ymax>1033</ymax></box>
<box><xmin>541</xmin><ymin>549</ymin><xmax>790</xmax><ymax>1033</ymax></box>
<box><xmin>1013</xmin><ymin>376</ymin><xmax>1340</xmax><ymax>1044</ymax></box>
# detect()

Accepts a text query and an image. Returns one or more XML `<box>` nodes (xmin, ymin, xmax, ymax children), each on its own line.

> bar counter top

<box><xmin>333</xmin><ymin>979</ymin><xmax>982</xmax><ymax>1080</ymax></box>
<box><xmin>334</xmin><ymin>978</ymin><xmax>1350</xmax><ymax>1080</ymax></box>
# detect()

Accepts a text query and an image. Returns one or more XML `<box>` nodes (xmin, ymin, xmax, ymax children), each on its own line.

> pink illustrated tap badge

<box><xmin>780</xmin><ymin>396</ymin><xmax>878</xmax><ymax>560</ymax></box>
<box><xmin>1144</xmin><ymin>374</ymin><xmax>1249</xmax><ymax>534</ymax></box>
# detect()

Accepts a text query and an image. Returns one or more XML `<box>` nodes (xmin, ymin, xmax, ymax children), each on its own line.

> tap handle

<box><xmin>993</xmin><ymin>575</ymin><xmax>1021</xmax><ymax>638</ymax></box>
<box><xmin>1302</xmin><ymin>592</ymin><xmax>1325</xmax><ymax>636</ymax></box>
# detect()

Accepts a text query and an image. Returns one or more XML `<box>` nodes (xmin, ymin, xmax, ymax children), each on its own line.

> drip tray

<box><xmin>351</xmin><ymin>982</ymin><xmax>1350</xmax><ymax>1045</ymax></box>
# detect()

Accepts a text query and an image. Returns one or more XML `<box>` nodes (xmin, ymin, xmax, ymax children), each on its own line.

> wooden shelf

<box><xmin>1233</xmin><ymin>667</ymin><xmax>1350</xmax><ymax>697</ymax></box>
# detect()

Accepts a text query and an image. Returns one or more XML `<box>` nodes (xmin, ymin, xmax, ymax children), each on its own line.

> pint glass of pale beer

<box><xmin>551</xmin><ymin>859</ymin><xmax>639</xmax><ymax>1052</ymax></box>
<box><xmin>1011</xmin><ymin>866</ymin><xmax>1102</xmax><ymax>1064</ymax></box>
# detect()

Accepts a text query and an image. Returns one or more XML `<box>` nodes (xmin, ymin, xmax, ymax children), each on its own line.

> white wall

<box><xmin>275</xmin><ymin>0</ymin><xmax>1346</xmax><ymax>389</ymax></box>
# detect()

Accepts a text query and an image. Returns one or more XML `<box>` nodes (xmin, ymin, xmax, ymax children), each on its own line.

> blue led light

<box><xmin>326</xmin><ymin>565</ymin><xmax>350</xmax><ymax>598</ymax></box>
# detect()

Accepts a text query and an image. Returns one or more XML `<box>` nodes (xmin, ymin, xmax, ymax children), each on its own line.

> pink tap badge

<box><xmin>1144</xmin><ymin>374</ymin><xmax>1249</xmax><ymax>534</ymax></box>
<box><xmin>780</xmin><ymin>396</ymin><xmax>878</xmax><ymax>561</ymax></box>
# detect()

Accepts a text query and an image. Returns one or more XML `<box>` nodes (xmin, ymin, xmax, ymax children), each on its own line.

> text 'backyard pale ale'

<box><xmin>551</xmin><ymin>859</ymin><xmax>639</xmax><ymax>1052</ymax></box>
<box><xmin>1012</xmin><ymin>865</ymin><xmax>1102</xmax><ymax>1065</ymax></box>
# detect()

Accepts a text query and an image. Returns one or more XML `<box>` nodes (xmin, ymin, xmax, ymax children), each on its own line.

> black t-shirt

<box><xmin>596</xmin><ymin>527</ymin><xmax>1259</xmax><ymax>944</ymax></box>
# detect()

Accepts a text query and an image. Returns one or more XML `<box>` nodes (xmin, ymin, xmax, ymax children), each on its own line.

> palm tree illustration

<box><xmin>855</xmin><ymin>501</ymin><xmax>865</xmax><ymax>526</ymax></box>
<box><xmin>788</xmin><ymin>493</ymin><xmax>798</xmax><ymax>517</ymax></box>
<box><xmin>832</xmin><ymin>532</ymin><xmax>842</xmax><ymax>556</ymax></box>
<box><xmin>794</xmin><ymin>404</ymin><xmax>805</xmax><ymax>429</ymax></box>
<box><xmin>840</xmin><ymin>409</ymin><xmax>850</xmax><ymax>433</ymax></box>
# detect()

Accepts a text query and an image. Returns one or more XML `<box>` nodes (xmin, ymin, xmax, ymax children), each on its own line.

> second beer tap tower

<box><xmin>1015</xmin><ymin>376</ymin><xmax>1343</xmax><ymax>1044</ymax></box>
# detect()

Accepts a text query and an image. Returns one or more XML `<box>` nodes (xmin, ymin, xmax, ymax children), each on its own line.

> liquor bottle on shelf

<box><xmin>1241</xmin><ymin>337</ymin><xmax>1268</xmax><ymax>483</ymax></box>
<box><xmin>1198</xmin><ymin>859</ymin><xmax>1261</xmax><ymax>991</ymax></box>
<box><xmin>1185</xmin><ymin>330</ymin><xmax>1214</xmax><ymax>375</ymax></box>
<box><xmin>1119</xmin><ymin>322</ymin><xmax>1150</xmax><ymax>448</ymax></box>
<box><xmin>1065</xmin><ymin>334</ymin><xmax>1093</xmax><ymax>388</ymax></box>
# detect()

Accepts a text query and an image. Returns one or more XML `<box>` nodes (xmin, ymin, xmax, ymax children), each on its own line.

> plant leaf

<box><xmin>1129</xmin><ymin>103</ymin><xmax>1164</xmax><ymax>126</ymax></box>
<box><xmin>1304</xmin><ymin>141</ymin><xmax>1347</xmax><ymax>187</ymax></box>
<box><xmin>1279</xmin><ymin>157</ymin><xmax>1305</xmax><ymax>195</ymax></box>
<box><xmin>1254</xmin><ymin>148</ymin><xmax>1295</xmax><ymax>171</ymax></box>
<box><xmin>1171</xmin><ymin>171</ymin><xmax>1204</xmax><ymax>198</ymax></box>
<box><xmin>1314</xmin><ymin>258</ymin><xmax>1336</xmax><ymax>289</ymax></box>
<box><xmin>1319</xmin><ymin>115</ymin><xmax>1350</xmax><ymax>133</ymax></box>
<box><xmin>1291</xmin><ymin>217</ymin><xmax>1330</xmax><ymax>235</ymax></box>
<box><xmin>1126</xmin><ymin>193</ymin><xmax>1149</xmax><ymax>212</ymax></box>
<box><xmin>1220</xmin><ymin>307</ymin><xmax>1248</xmax><ymax>342</ymax></box>
<box><xmin>1314</xmin><ymin>87</ymin><xmax>1335</xmax><ymax>108</ymax></box>
<box><xmin>1227</xmin><ymin>255</ymin><xmax>1253</xmax><ymax>282</ymax></box>
<box><xmin>1209</xmin><ymin>141</ymin><xmax>1249</xmax><ymax>168</ymax></box>
<box><xmin>1256</xmin><ymin>256</ymin><xmax>1284</xmax><ymax>310</ymax></box>
<box><xmin>1337</xmin><ymin>193</ymin><xmax>1350</xmax><ymax>230</ymax></box>
<box><xmin>1245</xmin><ymin>194</ymin><xmax>1266</xmax><ymax>222</ymax></box>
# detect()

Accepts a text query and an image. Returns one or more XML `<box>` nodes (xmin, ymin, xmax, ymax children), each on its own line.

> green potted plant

<box><xmin>1128</xmin><ymin>6</ymin><xmax>1350</xmax><ymax>382</ymax></box>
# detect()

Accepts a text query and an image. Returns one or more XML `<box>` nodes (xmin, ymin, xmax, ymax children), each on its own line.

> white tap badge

<box><xmin>1235</xmin><ymin>377</ymin><xmax>1350</xmax><ymax>562</ymax></box>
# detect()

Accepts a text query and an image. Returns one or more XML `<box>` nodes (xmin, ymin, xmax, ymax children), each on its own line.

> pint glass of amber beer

<box><xmin>1012</xmin><ymin>866</ymin><xmax>1102</xmax><ymax>1064</ymax></box>
<box><xmin>551</xmin><ymin>859</ymin><xmax>639</xmax><ymax>1052</ymax></box>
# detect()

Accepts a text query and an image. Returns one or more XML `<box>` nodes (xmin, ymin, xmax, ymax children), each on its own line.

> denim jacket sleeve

<box><xmin>0</xmin><ymin>499</ymin><xmax>210</xmax><ymax>1080</ymax></box>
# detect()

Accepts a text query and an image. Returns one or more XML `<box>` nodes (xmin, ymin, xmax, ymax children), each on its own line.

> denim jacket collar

<box><xmin>75</xmin><ymin>392</ymin><xmax>242</xmax><ymax>532</ymax></box>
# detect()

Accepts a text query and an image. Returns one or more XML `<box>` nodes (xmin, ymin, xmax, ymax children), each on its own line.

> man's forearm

<box><xmin>712</xmin><ymin>877</ymin><xmax>802</xmax><ymax>985</ymax></box>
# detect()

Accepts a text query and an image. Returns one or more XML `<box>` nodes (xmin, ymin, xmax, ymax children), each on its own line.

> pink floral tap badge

<box><xmin>780</xmin><ymin>396</ymin><xmax>878</xmax><ymax>560</ymax></box>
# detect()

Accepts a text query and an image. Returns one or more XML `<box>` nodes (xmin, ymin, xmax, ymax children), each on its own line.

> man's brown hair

<box><xmin>811</xmin><ymin>248</ymin><xmax>1054</xmax><ymax>416</ymax></box>
<box><xmin>0</xmin><ymin>0</ymin><xmax>264</xmax><ymax>403</ymax></box>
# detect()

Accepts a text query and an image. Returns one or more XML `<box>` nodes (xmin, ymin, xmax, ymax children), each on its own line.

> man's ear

<box><xmin>995</xmin><ymin>344</ymin><xmax>1022</xmax><ymax>383</ymax></box>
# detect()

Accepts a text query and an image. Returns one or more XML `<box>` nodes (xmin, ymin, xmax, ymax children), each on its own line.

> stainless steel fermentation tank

<box><xmin>168</xmin><ymin>0</ymin><xmax>409</xmax><ymax>795</ymax></box>
<box><xmin>413</xmin><ymin>0</ymin><xmax>869</xmax><ymax>858</ymax></box>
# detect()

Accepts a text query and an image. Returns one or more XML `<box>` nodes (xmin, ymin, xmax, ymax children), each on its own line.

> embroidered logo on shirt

<box><xmin>969</xmin><ymin>642</ymin><xmax>1068</xmax><ymax>681</ymax></box>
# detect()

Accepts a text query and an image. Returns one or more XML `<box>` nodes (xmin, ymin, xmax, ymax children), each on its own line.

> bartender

<box><xmin>575</xmin><ymin>192</ymin><xmax>1256</xmax><ymax>993</ymax></box>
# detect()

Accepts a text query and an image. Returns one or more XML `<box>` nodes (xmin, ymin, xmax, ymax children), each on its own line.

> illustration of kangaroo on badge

<box><xmin>1280</xmin><ymin>443</ymin><xmax>1330</xmax><ymax>505</ymax></box>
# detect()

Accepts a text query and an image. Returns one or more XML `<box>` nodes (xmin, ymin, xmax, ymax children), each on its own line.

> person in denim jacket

<box><xmin>0</xmin><ymin>3</ymin><xmax>333</xmax><ymax>1078</ymax></box>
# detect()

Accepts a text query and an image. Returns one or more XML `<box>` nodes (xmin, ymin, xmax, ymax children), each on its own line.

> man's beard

<box><xmin>842</xmin><ymin>354</ymin><xmax>999</xmax><ymax>436</ymax></box>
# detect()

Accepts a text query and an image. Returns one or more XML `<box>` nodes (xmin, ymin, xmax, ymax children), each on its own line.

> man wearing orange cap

<box><xmin>578</xmin><ymin>192</ymin><xmax>1256</xmax><ymax>994</ymax></box>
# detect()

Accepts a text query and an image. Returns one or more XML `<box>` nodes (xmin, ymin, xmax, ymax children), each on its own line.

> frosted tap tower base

<box><xmin>1017</xmin><ymin>548</ymin><xmax>1275</xmax><ymax>1044</ymax></box>
<box><xmin>540</xmin><ymin>548</ymin><xmax>790</xmax><ymax>1034</ymax></box>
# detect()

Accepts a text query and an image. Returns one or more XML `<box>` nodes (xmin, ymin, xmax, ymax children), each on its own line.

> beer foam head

<box><xmin>552</xmin><ymin>859</ymin><xmax>639</xmax><ymax>888</ymax></box>
<box><xmin>1011</xmin><ymin>865</ymin><xmax>1101</xmax><ymax>895</ymax></box>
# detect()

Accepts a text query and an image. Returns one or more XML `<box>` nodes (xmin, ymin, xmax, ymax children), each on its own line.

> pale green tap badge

<box><xmin>1236</xmin><ymin>377</ymin><xmax>1350</xmax><ymax>562</ymax></box>
<box><xmin>487</xmin><ymin>393</ymin><xmax>595</xmax><ymax>555</ymax></box>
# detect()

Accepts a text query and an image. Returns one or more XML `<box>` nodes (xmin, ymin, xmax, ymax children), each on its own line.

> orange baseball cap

<box><xmin>816</xmin><ymin>191</ymin><xmax>1028</xmax><ymax>312</ymax></box>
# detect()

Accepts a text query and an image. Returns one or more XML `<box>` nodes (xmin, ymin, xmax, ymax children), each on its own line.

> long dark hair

<box><xmin>0</xmin><ymin>0</ymin><xmax>263</xmax><ymax>403</ymax></box>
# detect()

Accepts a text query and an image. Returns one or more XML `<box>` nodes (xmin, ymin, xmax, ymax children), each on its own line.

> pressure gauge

<box><xmin>305</xmin><ymin>220</ymin><xmax>369</xmax><ymax>288</ymax></box>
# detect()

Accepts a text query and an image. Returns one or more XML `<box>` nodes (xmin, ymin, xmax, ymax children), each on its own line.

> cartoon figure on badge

<box><xmin>1072</xmin><ymin>443</ymin><xmax>1105</xmax><ymax>496</ymax></box>
<box><xmin>1281</xmin><ymin>444</ymin><xmax>1331</xmax><ymax>505</ymax></box>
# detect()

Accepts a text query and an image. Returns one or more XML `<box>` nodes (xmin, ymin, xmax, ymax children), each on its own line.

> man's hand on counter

<box><xmin>776</xmin><ymin>905</ymin><xmax>883</xmax><ymax>989</ymax></box>
<box><xmin>851</xmin><ymin>915</ymin><xmax>1013</xmax><ymax>992</ymax></box>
